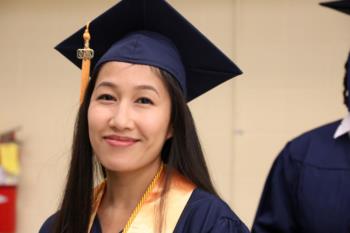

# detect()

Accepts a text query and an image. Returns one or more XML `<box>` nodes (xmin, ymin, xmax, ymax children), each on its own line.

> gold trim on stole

<box><xmin>88</xmin><ymin>170</ymin><xmax>196</xmax><ymax>233</ymax></box>
<box><xmin>88</xmin><ymin>181</ymin><xmax>106</xmax><ymax>232</ymax></box>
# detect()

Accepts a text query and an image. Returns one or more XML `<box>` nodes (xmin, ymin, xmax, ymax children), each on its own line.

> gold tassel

<box><xmin>77</xmin><ymin>23</ymin><xmax>94</xmax><ymax>103</ymax></box>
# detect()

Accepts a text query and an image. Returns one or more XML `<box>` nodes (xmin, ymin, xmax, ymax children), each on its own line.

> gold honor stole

<box><xmin>88</xmin><ymin>170</ymin><xmax>196</xmax><ymax>233</ymax></box>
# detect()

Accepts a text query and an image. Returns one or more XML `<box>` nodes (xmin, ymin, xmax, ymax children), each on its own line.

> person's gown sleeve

<box><xmin>209</xmin><ymin>217</ymin><xmax>250</xmax><ymax>233</ymax></box>
<box><xmin>252</xmin><ymin>143</ymin><xmax>301</xmax><ymax>233</ymax></box>
<box><xmin>174</xmin><ymin>189</ymin><xmax>250</xmax><ymax>233</ymax></box>
<box><xmin>38</xmin><ymin>214</ymin><xmax>56</xmax><ymax>233</ymax></box>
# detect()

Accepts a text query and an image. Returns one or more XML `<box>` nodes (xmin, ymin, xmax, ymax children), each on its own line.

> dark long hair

<box><xmin>53</xmin><ymin>67</ymin><xmax>217</xmax><ymax>233</ymax></box>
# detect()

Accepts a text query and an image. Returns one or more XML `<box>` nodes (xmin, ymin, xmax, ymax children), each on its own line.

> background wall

<box><xmin>0</xmin><ymin>0</ymin><xmax>349</xmax><ymax>232</ymax></box>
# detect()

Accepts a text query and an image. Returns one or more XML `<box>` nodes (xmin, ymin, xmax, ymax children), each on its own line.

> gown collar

<box><xmin>333</xmin><ymin>113</ymin><xmax>350</xmax><ymax>139</ymax></box>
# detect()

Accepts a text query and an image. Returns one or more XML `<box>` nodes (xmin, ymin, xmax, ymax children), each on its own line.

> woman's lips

<box><xmin>103</xmin><ymin>135</ymin><xmax>139</xmax><ymax>147</ymax></box>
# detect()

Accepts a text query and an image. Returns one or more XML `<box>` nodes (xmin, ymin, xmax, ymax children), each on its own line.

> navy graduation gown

<box><xmin>252</xmin><ymin>120</ymin><xmax>350</xmax><ymax>233</ymax></box>
<box><xmin>39</xmin><ymin>188</ymin><xmax>250</xmax><ymax>233</ymax></box>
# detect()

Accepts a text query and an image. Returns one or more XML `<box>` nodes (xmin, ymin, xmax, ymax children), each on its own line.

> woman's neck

<box><xmin>102</xmin><ymin>159</ymin><xmax>162</xmax><ymax>209</ymax></box>
<box><xmin>97</xmin><ymin>159</ymin><xmax>163</xmax><ymax>233</ymax></box>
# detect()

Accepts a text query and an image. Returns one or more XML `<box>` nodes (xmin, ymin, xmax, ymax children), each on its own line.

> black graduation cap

<box><xmin>55</xmin><ymin>0</ymin><xmax>242</xmax><ymax>101</ymax></box>
<box><xmin>320</xmin><ymin>0</ymin><xmax>350</xmax><ymax>15</ymax></box>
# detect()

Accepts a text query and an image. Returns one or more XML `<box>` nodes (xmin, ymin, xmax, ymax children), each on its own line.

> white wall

<box><xmin>233</xmin><ymin>0</ymin><xmax>349</xmax><ymax>225</ymax></box>
<box><xmin>0</xmin><ymin>0</ymin><xmax>349</xmax><ymax>232</ymax></box>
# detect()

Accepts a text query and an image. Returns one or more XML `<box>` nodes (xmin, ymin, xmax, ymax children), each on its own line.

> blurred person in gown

<box><xmin>252</xmin><ymin>2</ymin><xmax>350</xmax><ymax>232</ymax></box>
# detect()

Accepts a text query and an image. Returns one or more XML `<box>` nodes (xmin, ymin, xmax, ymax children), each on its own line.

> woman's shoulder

<box><xmin>38</xmin><ymin>213</ymin><xmax>57</xmax><ymax>233</ymax></box>
<box><xmin>174</xmin><ymin>188</ymin><xmax>250</xmax><ymax>233</ymax></box>
<box><xmin>185</xmin><ymin>188</ymin><xmax>237</xmax><ymax>217</ymax></box>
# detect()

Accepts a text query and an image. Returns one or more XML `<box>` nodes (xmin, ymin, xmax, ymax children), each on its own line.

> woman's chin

<box><xmin>98</xmin><ymin>157</ymin><xmax>133</xmax><ymax>172</ymax></box>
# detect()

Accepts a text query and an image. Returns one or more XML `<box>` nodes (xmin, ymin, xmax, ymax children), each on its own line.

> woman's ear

<box><xmin>166</xmin><ymin>126</ymin><xmax>173</xmax><ymax>140</ymax></box>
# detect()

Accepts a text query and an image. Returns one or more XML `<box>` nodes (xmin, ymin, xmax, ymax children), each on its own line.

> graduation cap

<box><xmin>320</xmin><ymin>0</ymin><xmax>350</xmax><ymax>15</ymax></box>
<box><xmin>55</xmin><ymin>0</ymin><xmax>242</xmax><ymax>102</ymax></box>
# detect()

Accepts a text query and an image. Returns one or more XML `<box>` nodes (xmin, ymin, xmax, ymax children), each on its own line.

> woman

<box><xmin>39</xmin><ymin>1</ymin><xmax>249</xmax><ymax>233</ymax></box>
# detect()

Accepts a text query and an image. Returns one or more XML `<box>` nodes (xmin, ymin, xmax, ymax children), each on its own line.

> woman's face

<box><xmin>88</xmin><ymin>61</ymin><xmax>172</xmax><ymax>173</ymax></box>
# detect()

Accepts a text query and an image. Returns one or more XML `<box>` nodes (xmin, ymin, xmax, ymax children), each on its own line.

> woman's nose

<box><xmin>108</xmin><ymin>102</ymin><xmax>134</xmax><ymax>130</ymax></box>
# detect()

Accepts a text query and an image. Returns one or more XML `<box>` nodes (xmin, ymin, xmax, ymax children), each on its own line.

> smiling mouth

<box><xmin>103</xmin><ymin>135</ymin><xmax>139</xmax><ymax>147</ymax></box>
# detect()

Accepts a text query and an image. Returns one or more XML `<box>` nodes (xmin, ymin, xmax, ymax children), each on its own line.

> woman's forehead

<box><xmin>96</xmin><ymin>62</ymin><xmax>166</xmax><ymax>90</ymax></box>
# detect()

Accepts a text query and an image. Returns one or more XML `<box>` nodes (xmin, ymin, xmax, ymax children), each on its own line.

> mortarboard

<box><xmin>320</xmin><ymin>0</ymin><xmax>350</xmax><ymax>15</ymax></box>
<box><xmin>55</xmin><ymin>0</ymin><xmax>242</xmax><ymax>102</ymax></box>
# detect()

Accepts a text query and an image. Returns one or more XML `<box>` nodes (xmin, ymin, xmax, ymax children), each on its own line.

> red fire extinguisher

<box><xmin>0</xmin><ymin>186</ymin><xmax>16</xmax><ymax>233</ymax></box>
<box><xmin>0</xmin><ymin>129</ymin><xmax>20</xmax><ymax>233</ymax></box>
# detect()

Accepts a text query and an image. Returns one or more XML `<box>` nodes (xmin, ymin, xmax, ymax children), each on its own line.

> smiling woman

<box><xmin>38</xmin><ymin>0</ymin><xmax>250</xmax><ymax>233</ymax></box>
<box><xmin>88</xmin><ymin>62</ymin><xmax>172</xmax><ymax>174</ymax></box>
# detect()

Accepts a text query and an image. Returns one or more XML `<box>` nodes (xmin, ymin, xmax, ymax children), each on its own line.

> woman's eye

<box><xmin>97</xmin><ymin>94</ymin><xmax>115</xmax><ymax>101</ymax></box>
<box><xmin>136</xmin><ymin>97</ymin><xmax>153</xmax><ymax>105</ymax></box>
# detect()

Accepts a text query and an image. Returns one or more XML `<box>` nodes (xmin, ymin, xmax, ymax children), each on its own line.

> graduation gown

<box><xmin>252</xmin><ymin>120</ymin><xmax>350</xmax><ymax>233</ymax></box>
<box><xmin>39</xmin><ymin>173</ymin><xmax>249</xmax><ymax>233</ymax></box>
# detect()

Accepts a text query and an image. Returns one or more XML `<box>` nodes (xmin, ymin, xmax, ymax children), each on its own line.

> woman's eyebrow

<box><xmin>95</xmin><ymin>82</ymin><xmax>160</xmax><ymax>97</ymax></box>
<box><xmin>95</xmin><ymin>81</ymin><xmax>116</xmax><ymax>89</ymax></box>
<box><xmin>135</xmin><ymin>85</ymin><xmax>160</xmax><ymax>97</ymax></box>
